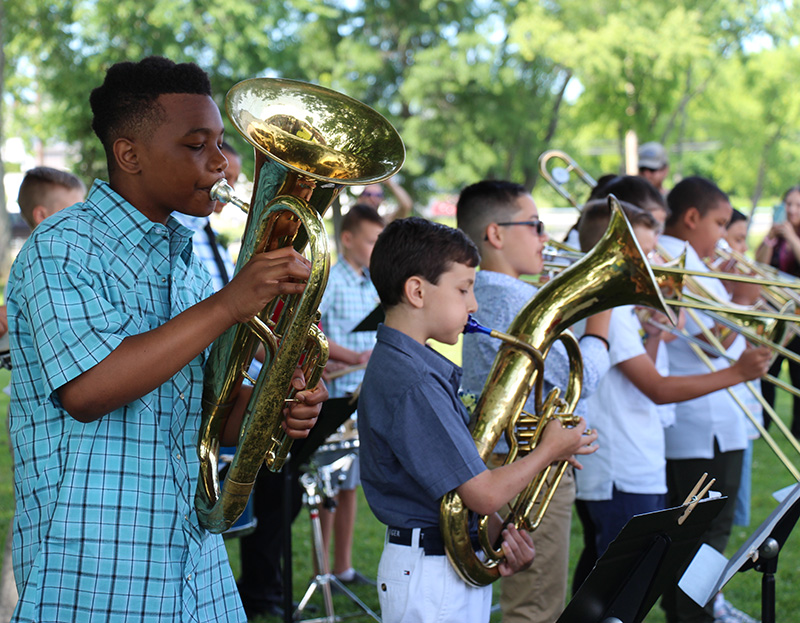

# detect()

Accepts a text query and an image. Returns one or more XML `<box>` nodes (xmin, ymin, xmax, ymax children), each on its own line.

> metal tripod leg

<box><xmin>294</xmin><ymin>468</ymin><xmax>381</xmax><ymax>623</ymax></box>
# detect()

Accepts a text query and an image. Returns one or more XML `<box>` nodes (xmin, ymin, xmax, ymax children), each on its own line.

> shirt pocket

<box><xmin>121</xmin><ymin>273</ymin><xmax>170</xmax><ymax>335</ymax></box>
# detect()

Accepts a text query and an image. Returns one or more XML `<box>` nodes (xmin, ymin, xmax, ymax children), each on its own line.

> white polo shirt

<box><xmin>576</xmin><ymin>305</ymin><xmax>667</xmax><ymax>500</ymax></box>
<box><xmin>658</xmin><ymin>235</ymin><xmax>748</xmax><ymax>459</ymax></box>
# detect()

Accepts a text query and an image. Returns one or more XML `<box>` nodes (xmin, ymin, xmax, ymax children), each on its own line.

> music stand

<box><xmin>352</xmin><ymin>305</ymin><xmax>384</xmax><ymax>333</ymax></box>
<box><xmin>679</xmin><ymin>483</ymin><xmax>800</xmax><ymax>623</ymax></box>
<box><xmin>558</xmin><ymin>496</ymin><xmax>726</xmax><ymax>623</ymax></box>
<box><xmin>280</xmin><ymin>397</ymin><xmax>360</xmax><ymax>623</ymax></box>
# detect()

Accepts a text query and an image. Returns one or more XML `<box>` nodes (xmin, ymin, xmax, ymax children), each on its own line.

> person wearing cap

<box><xmin>638</xmin><ymin>142</ymin><xmax>670</xmax><ymax>195</ymax></box>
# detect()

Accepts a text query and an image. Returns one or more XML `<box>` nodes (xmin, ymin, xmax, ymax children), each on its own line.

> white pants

<box><xmin>376</xmin><ymin>529</ymin><xmax>492</xmax><ymax>623</ymax></box>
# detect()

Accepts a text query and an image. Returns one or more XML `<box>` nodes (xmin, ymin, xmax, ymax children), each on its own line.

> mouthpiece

<box><xmin>463</xmin><ymin>315</ymin><xmax>543</xmax><ymax>362</ymax></box>
<box><xmin>210</xmin><ymin>179</ymin><xmax>250</xmax><ymax>213</ymax></box>
<box><xmin>463</xmin><ymin>315</ymin><xmax>493</xmax><ymax>337</ymax></box>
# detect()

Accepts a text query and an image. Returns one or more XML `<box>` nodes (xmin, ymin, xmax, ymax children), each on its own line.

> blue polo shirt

<box><xmin>358</xmin><ymin>324</ymin><xmax>487</xmax><ymax>529</ymax></box>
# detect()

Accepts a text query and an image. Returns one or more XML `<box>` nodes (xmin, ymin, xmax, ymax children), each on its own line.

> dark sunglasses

<box><xmin>485</xmin><ymin>219</ymin><xmax>545</xmax><ymax>240</ymax></box>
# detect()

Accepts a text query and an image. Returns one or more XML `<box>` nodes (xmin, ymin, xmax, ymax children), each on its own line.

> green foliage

<box><xmin>3</xmin><ymin>1</ymin><xmax>800</xmax><ymax>204</ymax></box>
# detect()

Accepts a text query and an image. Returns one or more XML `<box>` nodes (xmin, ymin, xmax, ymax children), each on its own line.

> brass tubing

<box><xmin>681</xmin><ymin>305</ymin><xmax>800</xmax><ymax>479</ymax></box>
<box><xmin>654</xmin><ymin>264</ymin><xmax>800</xmax><ymax>292</ymax></box>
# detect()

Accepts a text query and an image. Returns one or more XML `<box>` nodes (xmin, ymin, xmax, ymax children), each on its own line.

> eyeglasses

<box><xmin>362</xmin><ymin>191</ymin><xmax>384</xmax><ymax>198</ymax></box>
<box><xmin>494</xmin><ymin>219</ymin><xmax>546</xmax><ymax>235</ymax></box>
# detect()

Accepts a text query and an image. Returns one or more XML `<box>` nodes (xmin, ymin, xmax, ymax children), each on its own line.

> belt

<box><xmin>387</xmin><ymin>526</ymin><xmax>480</xmax><ymax>557</ymax></box>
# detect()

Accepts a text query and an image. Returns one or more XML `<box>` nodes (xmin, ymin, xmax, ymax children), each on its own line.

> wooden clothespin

<box><xmin>678</xmin><ymin>472</ymin><xmax>717</xmax><ymax>526</ymax></box>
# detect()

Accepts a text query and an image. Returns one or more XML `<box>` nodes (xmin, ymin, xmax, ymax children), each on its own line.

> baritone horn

<box><xmin>195</xmin><ymin>78</ymin><xmax>405</xmax><ymax>533</ymax></box>
<box><xmin>440</xmin><ymin>197</ymin><xmax>674</xmax><ymax>586</ymax></box>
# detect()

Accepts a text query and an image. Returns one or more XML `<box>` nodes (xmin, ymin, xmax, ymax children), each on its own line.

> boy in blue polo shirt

<box><xmin>358</xmin><ymin>217</ymin><xmax>597</xmax><ymax>623</ymax></box>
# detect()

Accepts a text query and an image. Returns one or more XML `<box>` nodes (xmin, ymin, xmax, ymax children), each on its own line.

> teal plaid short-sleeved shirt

<box><xmin>7</xmin><ymin>180</ymin><xmax>245</xmax><ymax>623</ymax></box>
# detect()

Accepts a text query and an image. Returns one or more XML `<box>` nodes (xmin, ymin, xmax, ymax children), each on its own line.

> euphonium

<box><xmin>195</xmin><ymin>78</ymin><xmax>405</xmax><ymax>533</ymax></box>
<box><xmin>440</xmin><ymin>197</ymin><xmax>674</xmax><ymax>586</ymax></box>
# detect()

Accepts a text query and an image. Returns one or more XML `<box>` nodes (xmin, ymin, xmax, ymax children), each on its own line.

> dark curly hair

<box><xmin>666</xmin><ymin>177</ymin><xmax>729</xmax><ymax>228</ymax></box>
<box><xmin>90</xmin><ymin>56</ymin><xmax>212</xmax><ymax>171</ymax></box>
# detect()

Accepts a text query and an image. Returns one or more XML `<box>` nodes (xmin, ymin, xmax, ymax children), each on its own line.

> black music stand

<box><xmin>279</xmin><ymin>397</ymin><xmax>359</xmax><ymax>623</ymax></box>
<box><xmin>558</xmin><ymin>496</ymin><xmax>726</xmax><ymax>623</ymax></box>
<box><xmin>352</xmin><ymin>305</ymin><xmax>384</xmax><ymax>333</ymax></box>
<box><xmin>679</xmin><ymin>483</ymin><xmax>800</xmax><ymax>623</ymax></box>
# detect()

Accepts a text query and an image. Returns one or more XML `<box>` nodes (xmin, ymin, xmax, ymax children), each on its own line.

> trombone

<box><xmin>677</xmin><ymin>306</ymin><xmax>800</xmax><ymax>481</ymax></box>
<box><xmin>537</xmin><ymin>148</ymin><xmax>800</xmax><ymax>476</ymax></box>
<box><xmin>654</xmin><ymin>244</ymin><xmax>800</xmax><ymax>478</ymax></box>
<box><xmin>538</xmin><ymin>150</ymin><xmax>597</xmax><ymax>209</ymax></box>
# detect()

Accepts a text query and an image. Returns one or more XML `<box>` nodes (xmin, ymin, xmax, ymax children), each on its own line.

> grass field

<box><xmin>2</xmin><ymin>358</ymin><xmax>800</xmax><ymax>622</ymax></box>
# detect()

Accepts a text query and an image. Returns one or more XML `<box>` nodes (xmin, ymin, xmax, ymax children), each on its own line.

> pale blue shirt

<box><xmin>7</xmin><ymin>180</ymin><xmax>245</xmax><ymax>623</ymax></box>
<box><xmin>460</xmin><ymin>270</ymin><xmax>610</xmax><ymax>452</ymax></box>
<box><xmin>172</xmin><ymin>212</ymin><xmax>236</xmax><ymax>292</ymax></box>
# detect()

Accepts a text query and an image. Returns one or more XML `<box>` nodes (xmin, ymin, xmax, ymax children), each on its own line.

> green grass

<box><xmin>3</xmin><ymin>365</ymin><xmax>800</xmax><ymax>621</ymax></box>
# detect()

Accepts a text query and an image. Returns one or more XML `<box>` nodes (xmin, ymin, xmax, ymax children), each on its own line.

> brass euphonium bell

<box><xmin>440</xmin><ymin>197</ymin><xmax>674</xmax><ymax>586</ymax></box>
<box><xmin>195</xmin><ymin>78</ymin><xmax>405</xmax><ymax>533</ymax></box>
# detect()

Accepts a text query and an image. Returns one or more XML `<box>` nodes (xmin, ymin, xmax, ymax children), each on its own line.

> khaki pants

<box><xmin>499</xmin><ymin>465</ymin><xmax>575</xmax><ymax>623</ymax></box>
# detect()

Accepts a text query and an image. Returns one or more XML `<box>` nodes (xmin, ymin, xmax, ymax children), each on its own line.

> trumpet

<box><xmin>440</xmin><ymin>198</ymin><xmax>673</xmax><ymax>586</ymax></box>
<box><xmin>195</xmin><ymin>78</ymin><xmax>405</xmax><ymax>533</ymax></box>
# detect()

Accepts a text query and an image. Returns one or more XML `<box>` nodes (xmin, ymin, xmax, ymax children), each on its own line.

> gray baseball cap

<box><xmin>638</xmin><ymin>142</ymin><xmax>668</xmax><ymax>169</ymax></box>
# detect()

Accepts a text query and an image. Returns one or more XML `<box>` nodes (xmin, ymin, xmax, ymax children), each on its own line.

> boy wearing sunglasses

<box><xmin>456</xmin><ymin>180</ymin><xmax>611</xmax><ymax>623</ymax></box>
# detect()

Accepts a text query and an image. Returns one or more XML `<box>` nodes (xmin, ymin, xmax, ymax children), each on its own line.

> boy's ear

<box><xmin>340</xmin><ymin>229</ymin><xmax>353</xmax><ymax>249</ymax></box>
<box><xmin>402</xmin><ymin>275</ymin><xmax>425</xmax><ymax>309</ymax></box>
<box><xmin>31</xmin><ymin>205</ymin><xmax>49</xmax><ymax>227</ymax></box>
<box><xmin>483</xmin><ymin>222</ymin><xmax>504</xmax><ymax>249</ymax></box>
<box><xmin>112</xmin><ymin>138</ymin><xmax>141</xmax><ymax>175</ymax></box>
<box><xmin>684</xmin><ymin>206</ymin><xmax>701</xmax><ymax>230</ymax></box>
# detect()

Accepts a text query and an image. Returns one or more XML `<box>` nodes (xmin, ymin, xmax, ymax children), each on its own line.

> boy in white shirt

<box><xmin>658</xmin><ymin>177</ymin><xmax>765</xmax><ymax>623</ymax></box>
<box><xmin>574</xmin><ymin>200</ymin><xmax>769</xmax><ymax>564</ymax></box>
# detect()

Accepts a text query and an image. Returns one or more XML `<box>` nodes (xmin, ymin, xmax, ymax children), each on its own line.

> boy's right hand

<box><xmin>222</xmin><ymin>247</ymin><xmax>312</xmax><ymax>324</ymax></box>
<box><xmin>540</xmin><ymin>416</ymin><xmax>598</xmax><ymax>468</ymax></box>
<box><xmin>732</xmin><ymin>346</ymin><xmax>771</xmax><ymax>382</ymax></box>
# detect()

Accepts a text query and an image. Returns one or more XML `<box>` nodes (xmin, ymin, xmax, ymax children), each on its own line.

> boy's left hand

<box><xmin>497</xmin><ymin>524</ymin><xmax>535</xmax><ymax>577</ymax></box>
<box><xmin>282</xmin><ymin>367</ymin><xmax>328</xmax><ymax>438</ymax></box>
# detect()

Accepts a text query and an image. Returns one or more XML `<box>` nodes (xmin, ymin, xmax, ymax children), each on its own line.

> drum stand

<box><xmin>293</xmin><ymin>455</ymin><xmax>381</xmax><ymax>623</ymax></box>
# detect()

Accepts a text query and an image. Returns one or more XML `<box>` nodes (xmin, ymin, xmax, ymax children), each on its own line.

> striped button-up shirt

<box><xmin>7</xmin><ymin>180</ymin><xmax>245</xmax><ymax>622</ymax></box>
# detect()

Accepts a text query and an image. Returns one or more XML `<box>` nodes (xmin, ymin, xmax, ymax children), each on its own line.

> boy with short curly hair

<box><xmin>7</xmin><ymin>56</ymin><xmax>325</xmax><ymax>622</ymax></box>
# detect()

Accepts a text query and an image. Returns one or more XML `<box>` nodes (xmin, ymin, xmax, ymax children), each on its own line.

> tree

<box><xmin>688</xmin><ymin>45</ymin><xmax>800</xmax><ymax>209</ymax></box>
<box><xmin>508</xmin><ymin>0</ymin><xmax>766</xmax><ymax>180</ymax></box>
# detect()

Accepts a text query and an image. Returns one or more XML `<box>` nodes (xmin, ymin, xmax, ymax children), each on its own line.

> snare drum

<box><xmin>313</xmin><ymin>418</ymin><xmax>360</xmax><ymax>467</ymax></box>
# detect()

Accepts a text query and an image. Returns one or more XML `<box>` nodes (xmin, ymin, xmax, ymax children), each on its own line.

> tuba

<box><xmin>440</xmin><ymin>197</ymin><xmax>674</xmax><ymax>586</ymax></box>
<box><xmin>195</xmin><ymin>78</ymin><xmax>405</xmax><ymax>533</ymax></box>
